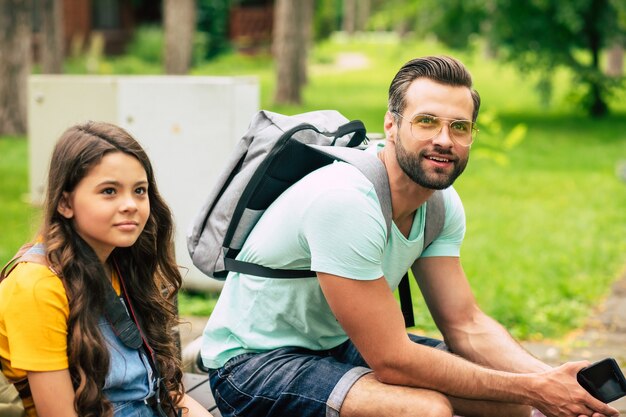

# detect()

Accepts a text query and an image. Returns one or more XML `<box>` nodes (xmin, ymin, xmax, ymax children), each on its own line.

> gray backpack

<box><xmin>187</xmin><ymin>109</ymin><xmax>443</xmax><ymax>326</ymax></box>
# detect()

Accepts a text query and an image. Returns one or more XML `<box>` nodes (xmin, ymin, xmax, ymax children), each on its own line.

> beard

<box><xmin>395</xmin><ymin>131</ymin><xmax>468</xmax><ymax>190</ymax></box>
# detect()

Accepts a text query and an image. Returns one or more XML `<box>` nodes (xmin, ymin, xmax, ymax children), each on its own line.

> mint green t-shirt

<box><xmin>201</xmin><ymin>161</ymin><xmax>466</xmax><ymax>369</ymax></box>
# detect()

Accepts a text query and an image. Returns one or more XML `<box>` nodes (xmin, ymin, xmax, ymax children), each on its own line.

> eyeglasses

<box><xmin>392</xmin><ymin>112</ymin><xmax>478</xmax><ymax>147</ymax></box>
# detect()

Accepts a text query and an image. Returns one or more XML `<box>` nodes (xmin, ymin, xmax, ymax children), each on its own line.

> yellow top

<box><xmin>0</xmin><ymin>261</ymin><xmax>121</xmax><ymax>416</ymax></box>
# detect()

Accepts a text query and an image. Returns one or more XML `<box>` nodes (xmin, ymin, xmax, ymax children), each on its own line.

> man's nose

<box><xmin>431</xmin><ymin>124</ymin><xmax>454</xmax><ymax>148</ymax></box>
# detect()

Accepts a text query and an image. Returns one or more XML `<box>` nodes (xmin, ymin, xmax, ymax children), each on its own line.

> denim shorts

<box><xmin>208</xmin><ymin>334</ymin><xmax>445</xmax><ymax>417</ymax></box>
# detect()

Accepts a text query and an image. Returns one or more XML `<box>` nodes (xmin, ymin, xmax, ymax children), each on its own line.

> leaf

<box><xmin>503</xmin><ymin>123</ymin><xmax>527</xmax><ymax>150</ymax></box>
<box><xmin>473</xmin><ymin>148</ymin><xmax>509</xmax><ymax>166</ymax></box>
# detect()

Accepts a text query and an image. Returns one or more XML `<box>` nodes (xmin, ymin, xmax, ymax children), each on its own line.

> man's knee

<box><xmin>421</xmin><ymin>393</ymin><xmax>453</xmax><ymax>417</ymax></box>
<box><xmin>341</xmin><ymin>374</ymin><xmax>453</xmax><ymax>417</ymax></box>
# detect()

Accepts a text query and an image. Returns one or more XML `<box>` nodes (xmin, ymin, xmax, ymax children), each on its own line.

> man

<box><xmin>200</xmin><ymin>56</ymin><xmax>618</xmax><ymax>417</ymax></box>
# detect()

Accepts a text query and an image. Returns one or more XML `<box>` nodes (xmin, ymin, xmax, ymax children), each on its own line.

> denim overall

<box><xmin>100</xmin><ymin>307</ymin><xmax>159</xmax><ymax>417</ymax></box>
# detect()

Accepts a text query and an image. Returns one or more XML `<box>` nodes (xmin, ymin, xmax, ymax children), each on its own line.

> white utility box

<box><xmin>28</xmin><ymin>75</ymin><xmax>259</xmax><ymax>291</ymax></box>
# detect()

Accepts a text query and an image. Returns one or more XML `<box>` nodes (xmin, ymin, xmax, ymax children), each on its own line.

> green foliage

<box><xmin>472</xmin><ymin>110</ymin><xmax>527</xmax><ymax>166</ymax></box>
<box><xmin>197</xmin><ymin>0</ymin><xmax>232</xmax><ymax>59</ymax></box>
<box><xmin>374</xmin><ymin>0</ymin><xmax>626</xmax><ymax>117</ymax></box>
<box><xmin>488</xmin><ymin>0</ymin><xmax>624</xmax><ymax>117</ymax></box>
<box><xmin>178</xmin><ymin>291</ymin><xmax>220</xmax><ymax>316</ymax></box>
<box><xmin>313</xmin><ymin>0</ymin><xmax>341</xmax><ymax>40</ymax></box>
<box><xmin>125</xmin><ymin>25</ymin><xmax>164</xmax><ymax>64</ymax></box>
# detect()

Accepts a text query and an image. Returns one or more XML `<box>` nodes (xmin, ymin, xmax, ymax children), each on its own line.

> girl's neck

<box><xmin>102</xmin><ymin>261</ymin><xmax>113</xmax><ymax>283</ymax></box>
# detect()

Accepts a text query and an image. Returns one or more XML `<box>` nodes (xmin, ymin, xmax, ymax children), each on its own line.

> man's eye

<box><xmin>451</xmin><ymin>121</ymin><xmax>470</xmax><ymax>132</ymax></box>
<box><xmin>414</xmin><ymin>115</ymin><xmax>437</xmax><ymax>125</ymax></box>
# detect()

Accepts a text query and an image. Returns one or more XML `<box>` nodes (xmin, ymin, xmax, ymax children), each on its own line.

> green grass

<box><xmin>178</xmin><ymin>291</ymin><xmax>220</xmax><ymax>316</ymax></box>
<box><xmin>3</xmin><ymin>34</ymin><xmax>626</xmax><ymax>340</ymax></box>
<box><xmin>0</xmin><ymin>137</ymin><xmax>40</xmax><ymax>262</ymax></box>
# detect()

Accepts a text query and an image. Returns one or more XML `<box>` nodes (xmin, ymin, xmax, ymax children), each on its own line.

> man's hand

<box><xmin>532</xmin><ymin>362</ymin><xmax>619</xmax><ymax>417</ymax></box>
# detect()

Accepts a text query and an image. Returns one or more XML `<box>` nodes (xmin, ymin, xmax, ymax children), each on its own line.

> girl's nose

<box><xmin>120</xmin><ymin>195</ymin><xmax>138</xmax><ymax>212</ymax></box>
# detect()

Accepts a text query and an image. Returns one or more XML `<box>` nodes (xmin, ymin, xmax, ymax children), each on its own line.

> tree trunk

<box><xmin>273</xmin><ymin>0</ymin><xmax>314</xmax><ymax>105</ymax></box>
<box><xmin>0</xmin><ymin>0</ymin><xmax>32</xmax><ymax>135</ymax></box>
<box><xmin>40</xmin><ymin>0</ymin><xmax>64</xmax><ymax>73</ymax></box>
<box><xmin>606</xmin><ymin>42</ymin><xmax>624</xmax><ymax>77</ymax></box>
<box><xmin>585</xmin><ymin>0</ymin><xmax>608</xmax><ymax>117</ymax></box>
<box><xmin>355</xmin><ymin>0</ymin><xmax>370</xmax><ymax>32</ymax></box>
<box><xmin>342</xmin><ymin>0</ymin><xmax>356</xmax><ymax>34</ymax></box>
<box><xmin>164</xmin><ymin>0</ymin><xmax>196</xmax><ymax>75</ymax></box>
<box><xmin>299</xmin><ymin>0</ymin><xmax>314</xmax><ymax>87</ymax></box>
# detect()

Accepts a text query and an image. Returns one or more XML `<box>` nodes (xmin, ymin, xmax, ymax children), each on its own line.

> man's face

<box><xmin>391</xmin><ymin>78</ymin><xmax>474</xmax><ymax>190</ymax></box>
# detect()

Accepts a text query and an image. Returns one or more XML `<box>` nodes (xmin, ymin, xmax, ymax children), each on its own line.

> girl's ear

<box><xmin>57</xmin><ymin>193</ymin><xmax>74</xmax><ymax>219</ymax></box>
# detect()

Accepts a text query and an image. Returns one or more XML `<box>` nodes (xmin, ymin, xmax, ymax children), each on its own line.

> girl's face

<box><xmin>57</xmin><ymin>151</ymin><xmax>150</xmax><ymax>263</ymax></box>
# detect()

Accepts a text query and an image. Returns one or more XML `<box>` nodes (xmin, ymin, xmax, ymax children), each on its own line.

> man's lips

<box><xmin>424</xmin><ymin>153</ymin><xmax>455</xmax><ymax>166</ymax></box>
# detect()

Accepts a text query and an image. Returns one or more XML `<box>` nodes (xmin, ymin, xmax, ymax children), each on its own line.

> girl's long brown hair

<box><xmin>42</xmin><ymin>121</ymin><xmax>184</xmax><ymax>416</ymax></box>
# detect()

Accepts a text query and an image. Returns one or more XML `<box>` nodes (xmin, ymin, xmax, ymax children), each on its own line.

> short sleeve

<box><xmin>421</xmin><ymin>187</ymin><xmax>466</xmax><ymax>257</ymax></box>
<box><xmin>304</xmin><ymin>186</ymin><xmax>387</xmax><ymax>280</ymax></box>
<box><xmin>4</xmin><ymin>263</ymin><xmax>70</xmax><ymax>371</ymax></box>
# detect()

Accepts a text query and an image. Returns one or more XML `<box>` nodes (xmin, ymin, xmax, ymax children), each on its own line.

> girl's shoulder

<box><xmin>1</xmin><ymin>261</ymin><xmax>65</xmax><ymax>298</ymax></box>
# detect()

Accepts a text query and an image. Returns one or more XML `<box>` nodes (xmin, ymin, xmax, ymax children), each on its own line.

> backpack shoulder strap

<box><xmin>423</xmin><ymin>190</ymin><xmax>445</xmax><ymax>249</ymax></box>
<box><xmin>399</xmin><ymin>190</ymin><xmax>446</xmax><ymax>328</ymax></box>
<box><xmin>1</xmin><ymin>243</ymin><xmax>48</xmax><ymax>281</ymax></box>
<box><xmin>309</xmin><ymin>144</ymin><xmax>392</xmax><ymax>238</ymax></box>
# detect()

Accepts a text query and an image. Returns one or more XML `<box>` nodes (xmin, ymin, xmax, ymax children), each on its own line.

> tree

<box><xmin>0</xmin><ymin>0</ymin><xmax>32</xmax><ymax>135</ymax></box>
<box><xmin>164</xmin><ymin>0</ymin><xmax>196</xmax><ymax>74</ymax></box>
<box><xmin>399</xmin><ymin>0</ymin><xmax>626</xmax><ymax>117</ymax></box>
<box><xmin>342</xmin><ymin>0</ymin><xmax>356</xmax><ymax>34</ymax></box>
<box><xmin>355</xmin><ymin>0</ymin><xmax>371</xmax><ymax>32</ymax></box>
<box><xmin>494</xmin><ymin>0</ymin><xmax>626</xmax><ymax>117</ymax></box>
<box><xmin>39</xmin><ymin>0</ymin><xmax>64</xmax><ymax>74</ymax></box>
<box><xmin>343</xmin><ymin>0</ymin><xmax>370</xmax><ymax>34</ymax></box>
<box><xmin>273</xmin><ymin>0</ymin><xmax>315</xmax><ymax>105</ymax></box>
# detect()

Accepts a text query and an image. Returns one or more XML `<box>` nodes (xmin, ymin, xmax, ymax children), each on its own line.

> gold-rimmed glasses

<box><xmin>393</xmin><ymin>112</ymin><xmax>478</xmax><ymax>147</ymax></box>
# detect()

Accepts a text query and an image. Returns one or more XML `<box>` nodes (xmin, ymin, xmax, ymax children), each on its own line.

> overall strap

<box><xmin>1</xmin><ymin>243</ymin><xmax>48</xmax><ymax>281</ymax></box>
<box><xmin>112</xmin><ymin>263</ymin><xmax>181</xmax><ymax>417</ymax></box>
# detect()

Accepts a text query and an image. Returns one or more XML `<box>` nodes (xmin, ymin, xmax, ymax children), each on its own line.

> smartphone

<box><xmin>576</xmin><ymin>358</ymin><xmax>626</xmax><ymax>403</ymax></box>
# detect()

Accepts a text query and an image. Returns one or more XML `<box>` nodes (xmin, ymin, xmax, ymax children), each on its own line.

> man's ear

<box><xmin>57</xmin><ymin>193</ymin><xmax>74</xmax><ymax>219</ymax></box>
<box><xmin>384</xmin><ymin>111</ymin><xmax>397</xmax><ymax>143</ymax></box>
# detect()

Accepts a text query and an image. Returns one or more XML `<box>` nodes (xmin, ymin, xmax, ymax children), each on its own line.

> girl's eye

<box><xmin>135</xmin><ymin>187</ymin><xmax>148</xmax><ymax>195</ymax></box>
<box><xmin>102</xmin><ymin>188</ymin><xmax>116</xmax><ymax>195</ymax></box>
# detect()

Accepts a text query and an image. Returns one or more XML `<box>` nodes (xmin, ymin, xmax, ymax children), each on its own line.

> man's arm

<box><xmin>316</xmin><ymin>271</ymin><xmax>617</xmax><ymax>417</ymax></box>
<box><xmin>411</xmin><ymin>255</ymin><xmax>550</xmax><ymax>373</ymax></box>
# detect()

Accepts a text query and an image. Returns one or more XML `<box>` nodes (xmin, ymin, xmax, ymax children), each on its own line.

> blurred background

<box><xmin>0</xmin><ymin>0</ymin><xmax>625</xmax><ymax>342</ymax></box>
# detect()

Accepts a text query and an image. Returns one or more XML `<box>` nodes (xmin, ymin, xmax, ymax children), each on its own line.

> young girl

<box><xmin>0</xmin><ymin>122</ymin><xmax>212</xmax><ymax>417</ymax></box>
